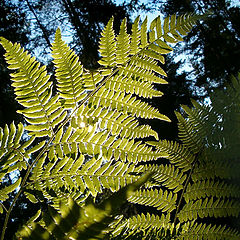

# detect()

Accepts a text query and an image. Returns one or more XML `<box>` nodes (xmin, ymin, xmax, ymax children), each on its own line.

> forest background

<box><xmin>0</xmin><ymin>0</ymin><xmax>240</xmax><ymax>239</ymax></box>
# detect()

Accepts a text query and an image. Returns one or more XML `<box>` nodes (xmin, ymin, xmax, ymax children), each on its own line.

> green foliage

<box><xmin>0</xmin><ymin>13</ymin><xmax>239</xmax><ymax>240</ymax></box>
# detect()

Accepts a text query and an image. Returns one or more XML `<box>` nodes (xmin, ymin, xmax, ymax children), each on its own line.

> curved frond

<box><xmin>0</xmin><ymin>38</ymin><xmax>67</xmax><ymax>137</ymax></box>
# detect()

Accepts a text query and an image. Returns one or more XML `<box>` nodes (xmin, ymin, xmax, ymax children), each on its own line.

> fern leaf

<box><xmin>86</xmin><ymin>108</ymin><xmax>158</xmax><ymax>140</ymax></box>
<box><xmin>178</xmin><ymin>197</ymin><xmax>240</xmax><ymax>222</ymax></box>
<box><xmin>184</xmin><ymin>179</ymin><xmax>240</xmax><ymax>203</ymax></box>
<box><xmin>18</xmin><ymin>173</ymin><xmax>153</xmax><ymax>239</ymax></box>
<box><xmin>98</xmin><ymin>17</ymin><xmax>116</xmax><ymax>67</ymax></box>
<box><xmin>112</xmin><ymin>213</ymin><xmax>171</xmax><ymax>238</ymax></box>
<box><xmin>192</xmin><ymin>161</ymin><xmax>240</xmax><ymax>182</ymax></box>
<box><xmin>90</xmin><ymin>87</ymin><xmax>170</xmax><ymax>121</ymax></box>
<box><xmin>175</xmin><ymin>111</ymin><xmax>204</xmax><ymax>154</ymax></box>
<box><xmin>105</xmin><ymin>73</ymin><xmax>164</xmax><ymax>98</ymax></box>
<box><xmin>51</xmin><ymin>28</ymin><xmax>86</xmax><ymax>109</ymax></box>
<box><xmin>0</xmin><ymin>38</ymin><xmax>67</xmax><ymax>137</ymax></box>
<box><xmin>148</xmin><ymin>140</ymin><xmax>195</xmax><ymax>171</ymax></box>
<box><xmin>179</xmin><ymin>222</ymin><xmax>240</xmax><ymax>240</ymax></box>
<box><xmin>130</xmin><ymin>16</ymin><xmax>141</xmax><ymax>55</ymax></box>
<box><xmin>140</xmin><ymin>17</ymin><xmax>148</xmax><ymax>49</ymax></box>
<box><xmin>116</xmin><ymin>18</ymin><xmax>130</xmax><ymax>65</ymax></box>
<box><xmin>0</xmin><ymin>122</ymin><xmax>45</xmax><ymax>178</ymax></box>
<box><xmin>0</xmin><ymin>177</ymin><xmax>21</xmax><ymax>202</ymax></box>
<box><xmin>137</xmin><ymin>164</ymin><xmax>186</xmax><ymax>192</ymax></box>
<box><xmin>128</xmin><ymin>188</ymin><xmax>177</xmax><ymax>212</ymax></box>
<box><xmin>149</xmin><ymin>16</ymin><xmax>162</xmax><ymax>42</ymax></box>
<box><xmin>27</xmin><ymin>156</ymin><xmax>142</xmax><ymax>200</ymax></box>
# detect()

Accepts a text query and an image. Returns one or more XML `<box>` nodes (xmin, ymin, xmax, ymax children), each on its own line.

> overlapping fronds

<box><xmin>4</xmin><ymin>12</ymin><xmax>240</xmax><ymax>240</ymax></box>
<box><xmin>128</xmin><ymin>188</ymin><xmax>177</xmax><ymax>212</ymax></box>
<box><xmin>17</xmin><ymin>173</ymin><xmax>153</xmax><ymax>239</ymax></box>
<box><xmin>89</xmin><ymin>87</ymin><xmax>170</xmax><ymax>121</ymax></box>
<box><xmin>0</xmin><ymin>122</ymin><xmax>28</xmax><ymax>173</ymax></box>
<box><xmin>98</xmin><ymin>14</ymin><xmax>197</xmax><ymax>68</ymax></box>
<box><xmin>178</xmin><ymin>222</ymin><xmax>240</xmax><ymax>240</ymax></box>
<box><xmin>0</xmin><ymin>122</ymin><xmax>45</xmax><ymax>212</ymax></box>
<box><xmin>112</xmin><ymin>213</ymin><xmax>172</xmax><ymax>238</ymax></box>
<box><xmin>104</xmin><ymin>73</ymin><xmax>165</xmax><ymax>98</ymax></box>
<box><xmin>184</xmin><ymin>179</ymin><xmax>240</xmax><ymax>203</ymax></box>
<box><xmin>147</xmin><ymin>140</ymin><xmax>195</xmax><ymax>171</ymax></box>
<box><xmin>25</xmin><ymin>155</ymin><xmax>142</xmax><ymax>203</ymax></box>
<box><xmin>177</xmin><ymin>197</ymin><xmax>240</xmax><ymax>222</ymax></box>
<box><xmin>48</xmin><ymin>124</ymin><xmax>165</xmax><ymax>163</ymax></box>
<box><xmin>86</xmin><ymin>108</ymin><xmax>159</xmax><ymax>140</ymax></box>
<box><xmin>0</xmin><ymin>38</ymin><xmax>67</xmax><ymax>137</ymax></box>
<box><xmin>137</xmin><ymin>164</ymin><xmax>186</xmax><ymax>192</ymax></box>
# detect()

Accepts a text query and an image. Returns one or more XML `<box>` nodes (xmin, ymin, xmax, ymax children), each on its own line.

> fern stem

<box><xmin>0</xmin><ymin>202</ymin><xmax>7</xmax><ymax>213</ymax></box>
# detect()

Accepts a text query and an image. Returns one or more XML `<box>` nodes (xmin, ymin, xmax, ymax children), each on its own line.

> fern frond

<box><xmin>192</xmin><ymin>161</ymin><xmax>240</xmax><ymax>182</ymax></box>
<box><xmin>26</xmin><ymin>155</ymin><xmax>143</xmax><ymax>201</ymax></box>
<box><xmin>112</xmin><ymin>212</ymin><xmax>171</xmax><ymax>238</ymax></box>
<box><xmin>18</xmin><ymin>173</ymin><xmax>152</xmax><ymax>239</ymax></box>
<box><xmin>130</xmin><ymin>16</ymin><xmax>141</xmax><ymax>55</ymax></box>
<box><xmin>116</xmin><ymin>18</ymin><xmax>130</xmax><ymax>65</ymax></box>
<box><xmin>175</xmin><ymin>111</ymin><xmax>204</xmax><ymax>154</ymax></box>
<box><xmin>179</xmin><ymin>222</ymin><xmax>240</xmax><ymax>240</ymax></box>
<box><xmin>184</xmin><ymin>179</ymin><xmax>240</xmax><ymax>203</ymax></box>
<box><xmin>49</xmin><ymin>124</ymin><xmax>165</xmax><ymax>162</ymax></box>
<box><xmin>128</xmin><ymin>188</ymin><xmax>177</xmax><ymax>212</ymax></box>
<box><xmin>137</xmin><ymin>164</ymin><xmax>186</xmax><ymax>192</ymax></box>
<box><xmin>105</xmin><ymin>73</ymin><xmax>164</xmax><ymax>98</ymax></box>
<box><xmin>0</xmin><ymin>122</ymin><xmax>46</xmax><ymax>177</ymax></box>
<box><xmin>177</xmin><ymin>197</ymin><xmax>240</xmax><ymax>222</ymax></box>
<box><xmin>148</xmin><ymin>140</ymin><xmax>195</xmax><ymax>171</ymax></box>
<box><xmin>86</xmin><ymin>108</ymin><xmax>158</xmax><ymax>140</ymax></box>
<box><xmin>89</xmin><ymin>87</ymin><xmax>170</xmax><ymax>121</ymax></box>
<box><xmin>51</xmin><ymin>28</ymin><xmax>86</xmax><ymax>109</ymax></box>
<box><xmin>0</xmin><ymin>38</ymin><xmax>67</xmax><ymax>137</ymax></box>
<box><xmin>0</xmin><ymin>177</ymin><xmax>21</xmax><ymax>203</ymax></box>
<box><xmin>98</xmin><ymin>17</ymin><xmax>116</xmax><ymax>67</ymax></box>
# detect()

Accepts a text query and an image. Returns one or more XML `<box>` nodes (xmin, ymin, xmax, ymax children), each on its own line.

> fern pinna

<box><xmin>1</xmin><ymin>12</ymin><xmax>239</xmax><ymax>240</ymax></box>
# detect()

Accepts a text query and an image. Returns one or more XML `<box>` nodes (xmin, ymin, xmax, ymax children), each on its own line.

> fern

<box><xmin>1</xmin><ymin>11</ymin><xmax>239</xmax><ymax>240</ymax></box>
<box><xmin>0</xmin><ymin>39</ymin><xmax>67</xmax><ymax>137</ymax></box>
